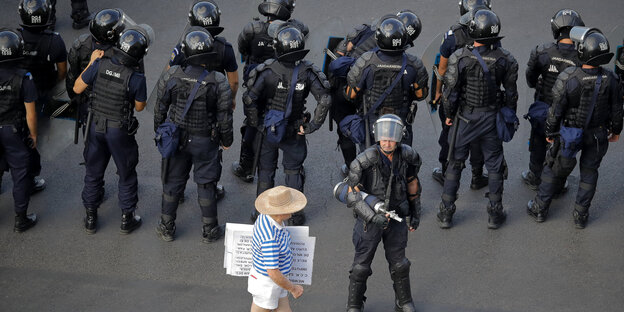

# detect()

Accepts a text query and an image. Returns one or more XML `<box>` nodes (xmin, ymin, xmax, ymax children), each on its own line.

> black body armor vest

<box><xmin>91</xmin><ymin>59</ymin><xmax>133</xmax><ymax>122</ymax></box>
<box><xmin>264</xmin><ymin>62</ymin><xmax>311</xmax><ymax>123</ymax></box>
<box><xmin>460</xmin><ymin>47</ymin><xmax>506</xmax><ymax>109</ymax></box>
<box><xmin>168</xmin><ymin>67</ymin><xmax>218</xmax><ymax>135</ymax></box>
<box><xmin>562</xmin><ymin>68</ymin><xmax>612</xmax><ymax>130</ymax></box>
<box><xmin>0</xmin><ymin>69</ymin><xmax>26</xmax><ymax>125</ymax></box>
<box><xmin>363</xmin><ymin>53</ymin><xmax>408</xmax><ymax>118</ymax></box>
<box><xmin>20</xmin><ymin>29</ymin><xmax>57</xmax><ymax>92</ymax></box>
<box><xmin>536</xmin><ymin>43</ymin><xmax>580</xmax><ymax>105</ymax></box>
<box><xmin>248</xmin><ymin>21</ymin><xmax>274</xmax><ymax>65</ymax></box>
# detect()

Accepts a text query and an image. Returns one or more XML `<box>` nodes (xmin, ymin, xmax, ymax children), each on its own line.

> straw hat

<box><xmin>255</xmin><ymin>186</ymin><xmax>307</xmax><ymax>215</ymax></box>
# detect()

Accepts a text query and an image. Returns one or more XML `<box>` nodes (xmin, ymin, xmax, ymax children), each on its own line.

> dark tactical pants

<box><xmin>331</xmin><ymin>78</ymin><xmax>357</xmax><ymax>167</ymax></box>
<box><xmin>528</xmin><ymin>125</ymin><xmax>548</xmax><ymax>176</ymax></box>
<box><xmin>438</xmin><ymin>105</ymin><xmax>485</xmax><ymax>168</ymax></box>
<box><xmin>162</xmin><ymin>134</ymin><xmax>222</xmax><ymax>218</ymax></box>
<box><xmin>257</xmin><ymin>134</ymin><xmax>307</xmax><ymax>196</ymax></box>
<box><xmin>238</xmin><ymin>122</ymin><xmax>257</xmax><ymax>170</ymax></box>
<box><xmin>0</xmin><ymin>126</ymin><xmax>34</xmax><ymax>213</ymax></box>
<box><xmin>442</xmin><ymin>111</ymin><xmax>505</xmax><ymax>205</ymax></box>
<box><xmin>536</xmin><ymin>127</ymin><xmax>609</xmax><ymax>212</ymax></box>
<box><xmin>82</xmin><ymin>121</ymin><xmax>139</xmax><ymax>213</ymax></box>
<box><xmin>351</xmin><ymin>217</ymin><xmax>408</xmax><ymax>271</ymax></box>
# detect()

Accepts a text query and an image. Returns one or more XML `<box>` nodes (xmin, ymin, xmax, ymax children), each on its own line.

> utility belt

<box><xmin>180</xmin><ymin>124</ymin><xmax>218</xmax><ymax>139</ymax></box>
<box><xmin>92</xmin><ymin>114</ymin><xmax>138</xmax><ymax>135</ymax></box>
<box><xmin>461</xmin><ymin>104</ymin><xmax>498</xmax><ymax>114</ymax></box>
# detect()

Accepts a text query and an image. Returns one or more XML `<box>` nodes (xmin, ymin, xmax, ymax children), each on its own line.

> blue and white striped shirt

<box><xmin>251</xmin><ymin>214</ymin><xmax>293</xmax><ymax>277</ymax></box>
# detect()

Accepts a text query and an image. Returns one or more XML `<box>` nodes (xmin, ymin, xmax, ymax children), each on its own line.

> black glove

<box><xmin>408</xmin><ymin>199</ymin><xmax>421</xmax><ymax>230</ymax></box>
<box><xmin>371</xmin><ymin>213</ymin><xmax>389</xmax><ymax>228</ymax></box>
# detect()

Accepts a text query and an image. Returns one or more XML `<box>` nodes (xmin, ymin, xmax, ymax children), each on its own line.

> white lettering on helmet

<box><xmin>490</xmin><ymin>25</ymin><xmax>499</xmax><ymax>34</ymax></box>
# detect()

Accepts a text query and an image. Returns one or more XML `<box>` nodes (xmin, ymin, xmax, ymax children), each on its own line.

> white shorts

<box><xmin>247</xmin><ymin>268</ymin><xmax>288</xmax><ymax>310</ymax></box>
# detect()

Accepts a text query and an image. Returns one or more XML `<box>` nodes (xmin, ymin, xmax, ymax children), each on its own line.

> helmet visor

<box><xmin>373</xmin><ymin>117</ymin><xmax>404</xmax><ymax>142</ymax></box>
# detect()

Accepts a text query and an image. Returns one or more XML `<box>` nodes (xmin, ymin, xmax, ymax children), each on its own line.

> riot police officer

<box><xmin>244</xmin><ymin>26</ymin><xmax>331</xmax><ymax>225</ymax></box>
<box><xmin>431</xmin><ymin>0</ymin><xmax>492</xmax><ymax>189</ymax></box>
<box><xmin>343</xmin><ymin>115</ymin><xmax>422</xmax><ymax>312</ymax></box>
<box><xmin>437</xmin><ymin>10</ymin><xmax>518</xmax><ymax>229</ymax></box>
<box><xmin>233</xmin><ymin>0</ymin><xmax>296</xmax><ymax>183</ymax></box>
<box><xmin>527</xmin><ymin>28</ymin><xmax>622</xmax><ymax>228</ymax></box>
<box><xmin>615</xmin><ymin>38</ymin><xmax>624</xmax><ymax>87</ymax></box>
<box><xmin>18</xmin><ymin>0</ymin><xmax>68</xmax><ymax>191</ymax></box>
<box><xmin>166</xmin><ymin>1</ymin><xmax>237</xmax><ymax>200</ymax></box>
<box><xmin>67</xmin><ymin>8</ymin><xmax>128</xmax><ymax>136</ymax></box>
<box><xmin>345</xmin><ymin>15</ymin><xmax>428</xmax><ymax>147</ymax></box>
<box><xmin>330</xmin><ymin>11</ymin><xmax>422</xmax><ymax>177</ymax></box>
<box><xmin>154</xmin><ymin>29</ymin><xmax>233</xmax><ymax>243</ymax></box>
<box><xmin>0</xmin><ymin>29</ymin><xmax>39</xmax><ymax>232</ymax></box>
<box><xmin>73</xmin><ymin>27</ymin><xmax>150</xmax><ymax>234</ymax></box>
<box><xmin>522</xmin><ymin>9</ymin><xmax>585</xmax><ymax>192</ymax></box>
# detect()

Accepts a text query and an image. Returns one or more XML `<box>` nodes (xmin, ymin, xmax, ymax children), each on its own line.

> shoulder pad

<box><xmin>251</xmin><ymin>20</ymin><xmax>267</xmax><ymax>35</ymax></box>
<box><xmin>450</xmin><ymin>24</ymin><xmax>463</xmax><ymax>32</ymax></box>
<box><xmin>347</xmin><ymin>24</ymin><xmax>369</xmax><ymax>40</ymax></box>
<box><xmin>348</xmin><ymin>147</ymin><xmax>379</xmax><ymax>183</ymax></box>
<box><xmin>303</xmin><ymin>61</ymin><xmax>330</xmax><ymax>89</ymax></box>
<box><xmin>449</xmin><ymin>48</ymin><xmax>464</xmax><ymax>65</ymax></box>
<box><xmin>73</xmin><ymin>34</ymin><xmax>91</xmax><ymax>49</ymax></box>
<box><xmin>347</xmin><ymin>51</ymin><xmax>374</xmax><ymax>87</ymax></box>
<box><xmin>559</xmin><ymin>66</ymin><xmax>577</xmax><ymax>80</ymax></box>
<box><xmin>536</xmin><ymin>42</ymin><xmax>556</xmax><ymax>54</ymax></box>
<box><xmin>406</xmin><ymin>53</ymin><xmax>423</xmax><ymax>68</ymax></box>
<box><xmin>246</xmin><ymin>59</ymin><xmax>274</xmax><ymax>88</ymax></box>
<box><xmin>214</xmin><ymin>71</ymin><xmax>227</xmax><ymax>83</ymax></box>
<box><xmin>215</xmin><ymin>36</ymin><xmax>232</xmax><ymax>47</ymax></box>
<box><xmin>400</xmin><ymin>145</ymin><xmax>422</xmax><ymax>167</ymax></box>
<box><xmin>163</xmin><ymin>65</ymin><xmax>181</xmax><ymax>82</ymax></box>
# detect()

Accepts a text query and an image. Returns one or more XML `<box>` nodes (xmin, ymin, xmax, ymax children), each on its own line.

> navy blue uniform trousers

<box><xmin>352</xmin><ymin>217</ymin><xmax>408</xmax><ymax>269</ymax></box>
<box><xmin>0</xmin><ymin>125</ymin><xmax>34</xmax><ymax>213</ymax></box>
<box><xmin>257</xmin><ymin>134</ymin><xmax>307</xmax><ymax>196</ymax></box>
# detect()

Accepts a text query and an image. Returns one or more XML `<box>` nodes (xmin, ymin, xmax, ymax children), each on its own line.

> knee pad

<box><xmin>163</xmin><ymin>193</ymin><xmax>179</xmax><ymax>203</ymax></box>
<box><xmin>349</xmin><ymin>264</ymin><xmax>372</xmax><ymax>281</ymax></box>
<box><xmin>390</xmin><ymin>258</ymin><xmax>410</xmax><ymax>277</ymax></box>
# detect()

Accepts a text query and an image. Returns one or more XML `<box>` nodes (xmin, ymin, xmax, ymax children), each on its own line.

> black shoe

<box><xmin>487</xmin><ymin>202</ymin><xmax>507</xmax><ymax>229</ymax></box>
<box><xmin>202</xmin><ymin>221</ymin><xmax>224</xmax><ymax>243</ymax></box>
<box><xmin>394</xmin><ymin>300</ymin><xmax>417</xmax><ymax>312</ymax></box>
<box><xmin>14</xmin><ymin>212</ymin><xmax>37</xmax><ymax>233</ymax></box>
<box><xmin>436</xmin><ymin>202</ymin><xmax>456</xmax><ymax>229</ymax></box>
<box><xmin>216</xmin><ymin>184</ymin><xmax>225</xmax><ymax>201</ymax></box>
<box><xmin>120</xmin><ymin>211</ymin><xmax>142</xmax><ymax>234</ymax></box>
<box><xmin>573</xmin><ymin>210</ymin><xmax>588</xmax><ymax>229</ymax></box>
<box><xmin>470</xmin><ymin>169</ymin><xmax>488</xmax><ymax>190</ymax></box>
<box><xmin>288</xmin><ymin>211</ymin><xmax>306</xmax><ymax>226</ymax></box>
<box><xmin>521</xmin><ymin>170</ymin><xmax>541</xmax><ymax>191</ymax></box>
<box><xmin>156</xmin><ymin>215</ymin><xmax>176</xmax><ymax>242</ymax></box>
<box><xmin>84</xmin><ymin>208</ymin><xmax>98</xmax><ymax>234</ymax></box>
<box><xmin>32</xmin><ymin>176</ymin><xmax>46</xmax><ymax>194</ymax></box>
<box><xmin>526</xmin><ymin>200</ymin><xmax>547</xmax><ymax>223</ymax></box>
<box><xmin>432</xmin><ymin>167</ymin><xmax>445</xmax><ymax>186</ymax></box>
<box><xmin>231</xmin><ymin>161</ymin><xmax>254</xmax><ymax>183</ymax></box>
<box><xmin>340</xmin><ymin>164</ymin><xmax>349</xmax><ymax>179</ymax></box>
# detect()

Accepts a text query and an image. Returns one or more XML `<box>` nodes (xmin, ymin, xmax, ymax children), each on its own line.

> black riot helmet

<box><xmin>550</xmin><ymin>9</ymin><xmax>584</xmax><ymax>40</ymax></box>
<box><xmin>468</xmin><ymin>9</ymin><xmax>503</xmax><ymax>44</ymax></box>
<box><xmin>273</xmin><ymin>26</ymin><xmax>309</xmax><ymax>62</ymax></box>
<box><xmin>268</xmin><ymin>18</ymin><xmax>309</xmax><ymax>39</ymax></box>
<box><xmin>570</xmin><ymin>26</ymin><xmax>614</xmax><ymax>66</ymax></box>
<box><xmin>459</xmin><ymin>0</ymin><xmax>492</xmax><ymax>16</ymax></box>
<box><xmin>396</xmin><ymin>10</ymin><xmax>422</xmax><ymax>46</ymax></box>
<box><xmin>375</xmin><ymin>16</ymin><xmax>409</xmax><ymax>52</ymax></box>
<box><xmin>258</xmin><ymin>0</ymin><xmax>294</xmax><ymax>21</ymax></box>
<box><xmin>373</xmin><ymin>114</ymin><xmax>405</xmax><ymax>143</ymax></box>
<box><xmin>181</xmin><ymin>27</ymin><xmax>215</xmax><ymax>66</ymax></box>
<box><xmin>189</xmin><ymin>1</ymin><xmax>224</xmax><ymax>36</ymax></box>
<box><xmin>89</xmin><ymin>9</ymin><xmax>126</xmax><ymax>45</ymax></box>
<box><xmin>0</xmin><ymin>29</ymin><xmax>24</xmax><ymax>63</ymax></box>
<box><xmin>115</xmin><ymin>28</ymin><xmax>149</xmax><ymax>64</ymax></box>
<box><xmin>18</xmin><ymin>0</ymin><xmax>53</xmax><ymax>27</ymax></box>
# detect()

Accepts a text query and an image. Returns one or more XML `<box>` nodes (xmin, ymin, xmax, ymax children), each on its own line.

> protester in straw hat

<box><xmin>248</xmin><ymin>186</ymin><xmax>306</xmax><ymax>312</ymax></box>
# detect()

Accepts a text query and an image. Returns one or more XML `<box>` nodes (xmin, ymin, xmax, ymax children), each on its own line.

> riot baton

<box><xmin>83</xmin><ymin>110</ymin><xmax>93</xmax><ymax>144</ymax></box>
<box><xmin>250</xmin><ymin>128</ymin><xmax>265</xmax><ymax>180</ymax></box>
<box><xmin>362</xmin><ymin>101</ymin><xmax>371</xmax><ymax>148</ymax></box>
<box><xmin>446</xmin><ymin>111</ymin><xmax>469</xmax><ymax>163</ymax></box>
<box><xmin>73</xmin><ymin>99</ymin><xmax>80</xmax><ymax>144</ymax></box>
<box><xmin>161</xmin><ymin>157</ymin><xmax>170</xmax><ymax>184</ymax></box>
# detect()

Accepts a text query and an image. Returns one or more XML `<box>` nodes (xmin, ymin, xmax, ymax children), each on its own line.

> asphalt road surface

<box><xmin>1</xmin><ymin>0</ymin><xmax>623</xmax><ymax>311</ymax></box>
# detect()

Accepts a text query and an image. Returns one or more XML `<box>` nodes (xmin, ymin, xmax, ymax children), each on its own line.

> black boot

<box><xmin>526</xmin><ymin>199</ymin><xmax>548</xmax><ymax>223</ymax></box>
<box><xmin>521</xmin><ymin>170</ymin><xmax>541</xmax><ymax>191</ymax></box>
<box><xmin>231</xmin><ymin>161</ymin><xmax>254</xmax><ymax>183</ymax></box>
<box><xmin>70</xmin><ymin>1</ymin><xmax>92</xmax><ymax>29</ymax></box>
<box><xmin>437</xmin><ymin>202</ymin><xmax>456</xmax><ymax>229</ymax></box>
<box><xmin>391</xmin><ymin>259</ymin><xmax>416</xmax><ymax>312</ymax></box>
<box><xmin>487</xmin><ymin>202</ymin><xmax>507</xmax><ymax>229</ymax></box>
<box><xmin>346</xmin><ymin>265</ymin><xmax>370</xmax><ymax>312</ymax></box>
<box><xmin>573</xmin><ymin>208</ymin><xmax>589</xmax><ymax>229</ymax></box>
<box><xmin>156</xmin><ymin>214</ymin><xmax>176</xmax><ymax>242</ymax></box>
<box><xmin>288</xmin><ymin>210</ymin><xmax>306</xmax><ymax>226</ymax></box>
<box><xmin>14</xmin><ymin>212</ymin><xmax>37</xmax><ymax>233</ymax></box>
<box><xmin>84</xmin><ymin>208</ymin><xmax>98</xmax><ymax>234</ymax></box>
<box><xmin>470</xmin><ymin>167</ymin><xmax>488</xmax><ymax>190</ymax></box>
<box><xmin>202</xmin><ymin>217</ymin><xmax>224</xmax><ymax>243</ymax></box>
<box><xmin>32</xmin><ymin>176</ymin><xmax>46</xmax><ymax>194</ymax></box>
<box><xmin>432</xmin><ymin>167</ymin><xmax>445</xmax><ymax>186</ymax></box>
<box><xmin>216</xmin><ymin>184</ymin><xmax>225</xmax><ymax>201</ymax></box>
<box><xmin>120</xmin><ymin>211</ymin><xmax>142</xmax><ymax>234</ymax></box>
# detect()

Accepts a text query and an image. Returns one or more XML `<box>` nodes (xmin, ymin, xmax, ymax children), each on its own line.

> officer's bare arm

<box><xmin>135</xmin><ymin>101</ymin><xmax>146</xmax><ymax>112</ymax></box>
<box><xmin>435</xmin><ymin>56</ymin><xmax>449</xmax><ymax>100</ymax></box>
<box><xmin>73</xmin><ymin>50</ymin><xmax>104</xmax><ymax>94</ymax></box>
<box><xmin>226</xmin><ymin>70</ymin><xmax>239</xmax><ymax>110</ymax></box>
<box><xmin>24</xmin><ymin>101</ymin><xmax>37</xmax><ymax>148</ymax></box>
<box><xmin>346</xmin><ymin>85</ymin><xmax>360</xmax><ymax>99</ymax></box>
<box><xmin>56</xmin><ymin>61</ymin><xmax>67</xmax><ymax>82</ymax></box>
